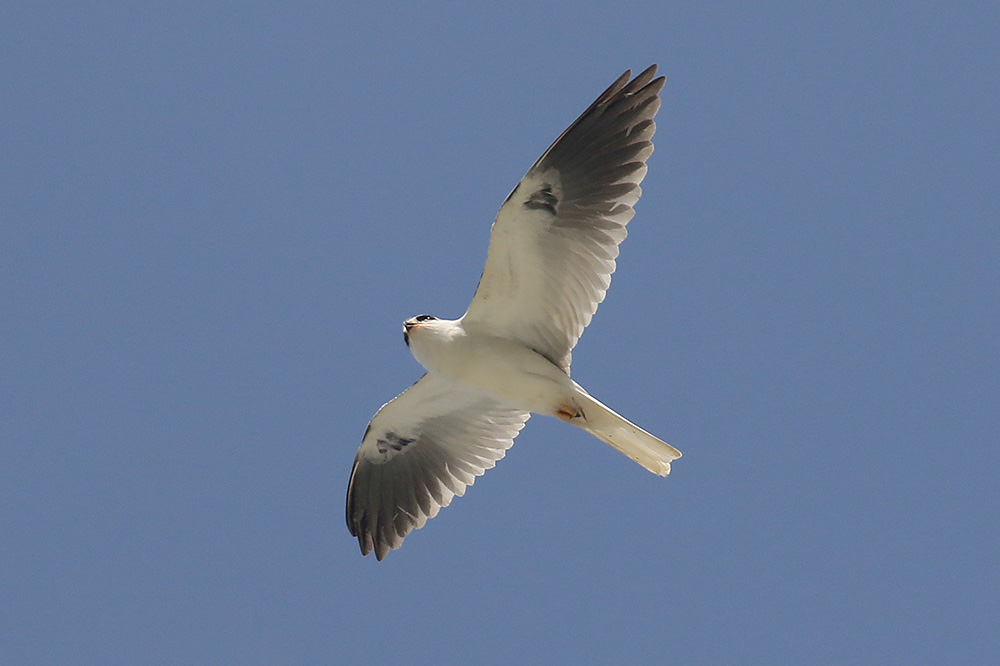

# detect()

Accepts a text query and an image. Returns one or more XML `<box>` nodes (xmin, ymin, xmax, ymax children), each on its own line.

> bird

<box><xmin>346</xmin><ymin>65</ymin><xmax>681</xmax><ymax>560</ymax></box>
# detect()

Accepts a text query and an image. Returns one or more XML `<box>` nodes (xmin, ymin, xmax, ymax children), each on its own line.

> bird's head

<box><xmin>402</xmin><ymin>314</ymin><xmax>438</xmax><ymax>347</ymax></box>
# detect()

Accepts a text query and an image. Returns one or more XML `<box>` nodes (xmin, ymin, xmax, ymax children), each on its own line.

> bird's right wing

<box><xmin>346</xmin><ymin>374</ymin><xmax>530</xmax><ymax>560</ymax></box>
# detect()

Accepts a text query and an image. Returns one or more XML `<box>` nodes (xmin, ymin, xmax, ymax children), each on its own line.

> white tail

<box><xmin>572</xmin><ymin>391</ymin><xmax>681</xmax><ymax>476</ymax></box>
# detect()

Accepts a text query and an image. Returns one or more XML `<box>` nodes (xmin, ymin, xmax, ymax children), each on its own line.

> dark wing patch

<box><xmin>375</xmin><ymin>431</ymin><xmax>417</xmax><ymax>455</ymax></box>
<box><xmin>524</xmin><ymin>184</ymin><xmax>559</xmax><ymax>214</ymax></box>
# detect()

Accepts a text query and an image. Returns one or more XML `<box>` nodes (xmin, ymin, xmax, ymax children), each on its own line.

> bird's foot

<box><xmin>555</xmin><ymin>403</ymin><xmax>585</xmax><ymax>422</ymax></box>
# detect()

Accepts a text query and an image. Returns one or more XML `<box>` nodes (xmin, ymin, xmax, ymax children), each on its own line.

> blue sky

<box><xmin>3</xmin><ymin>2</ymin><xmax>998</xmax><ymax>664</ymax></box>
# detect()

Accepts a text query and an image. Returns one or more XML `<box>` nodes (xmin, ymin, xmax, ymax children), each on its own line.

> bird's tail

<box><xmin>571</xmin><ymin>391</ymin><xmax>681</xmax><ymax>476</ymax></box>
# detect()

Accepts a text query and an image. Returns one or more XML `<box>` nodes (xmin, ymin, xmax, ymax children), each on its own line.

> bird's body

<box><xmin>406</xmin><ymin>317</ymin><xmax>575</xmax><ymax>417</ymax></box>
<box><xmin>347</xmin><ymin>66</ymin><xmax>681</xmax><ymax>560</ymax></box>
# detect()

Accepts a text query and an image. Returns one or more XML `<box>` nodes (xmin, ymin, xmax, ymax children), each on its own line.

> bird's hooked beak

<box><xmin>403</xmin><ymin>315</ymin><xmax>435</xmax><ymax>348</ymax></box>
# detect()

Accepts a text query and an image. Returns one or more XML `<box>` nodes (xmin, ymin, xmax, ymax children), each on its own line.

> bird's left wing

<box><xmin>347</xmin><ymin>373</ymin><xmax>530</xmax><ymax>560</ymax></box>
<box><xmin>462</xmin><ymin>66</ymin><xmax>664</xmax><ymax>370</ymax></box>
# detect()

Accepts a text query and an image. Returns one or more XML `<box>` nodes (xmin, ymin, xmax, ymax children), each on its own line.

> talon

<box><xmin>556</xmin><ymin>404</ymin><xmax>584</xmax><ymax>422</ymax></box>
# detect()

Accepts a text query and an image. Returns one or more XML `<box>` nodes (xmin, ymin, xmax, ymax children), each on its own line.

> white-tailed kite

<box><xmin>347</xmin><ymin>65</ymin><xmax>680</xmax><ymax>560</ymax></box>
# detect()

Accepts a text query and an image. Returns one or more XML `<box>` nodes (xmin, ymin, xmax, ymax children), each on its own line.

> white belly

<box><xmin>410</xmin><ymin>323</ymin><xmax>574</xmax><ymax>415</ymax></box>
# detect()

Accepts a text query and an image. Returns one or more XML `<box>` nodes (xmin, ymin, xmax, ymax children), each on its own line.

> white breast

<box><xmin>407</xmin><ymin>318</ymin><xmax>575</xmax><ymax>415</ymax></box>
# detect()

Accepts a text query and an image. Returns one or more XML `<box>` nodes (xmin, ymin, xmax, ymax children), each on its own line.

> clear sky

<box><xmin>3</xmin><ymin>2</ymin><xmax>998</xmax><ymax>664</ymax></box>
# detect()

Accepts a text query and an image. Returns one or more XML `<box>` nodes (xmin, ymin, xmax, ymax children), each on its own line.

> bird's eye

<box><xmin>415</xmin><ymin>314</ymin><xmax>435</xmax><ymax>322</ymax></box>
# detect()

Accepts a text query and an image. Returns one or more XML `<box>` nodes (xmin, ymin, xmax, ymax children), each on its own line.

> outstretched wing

<box><xmin>346</xmin><ymin>374</ymin><xmax>530</xmax><ymax>560</ymax></box>
<box><xmin>462</xmin><ymin>65</ymin><xmax>664</xmax><ymax>371</ymax></box>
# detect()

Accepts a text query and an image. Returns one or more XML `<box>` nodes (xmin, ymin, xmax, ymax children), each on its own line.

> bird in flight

<box><xmin>347</xmin><ymin>65</ymin><xmax>681</xmax><ymax>560</ymax></box>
